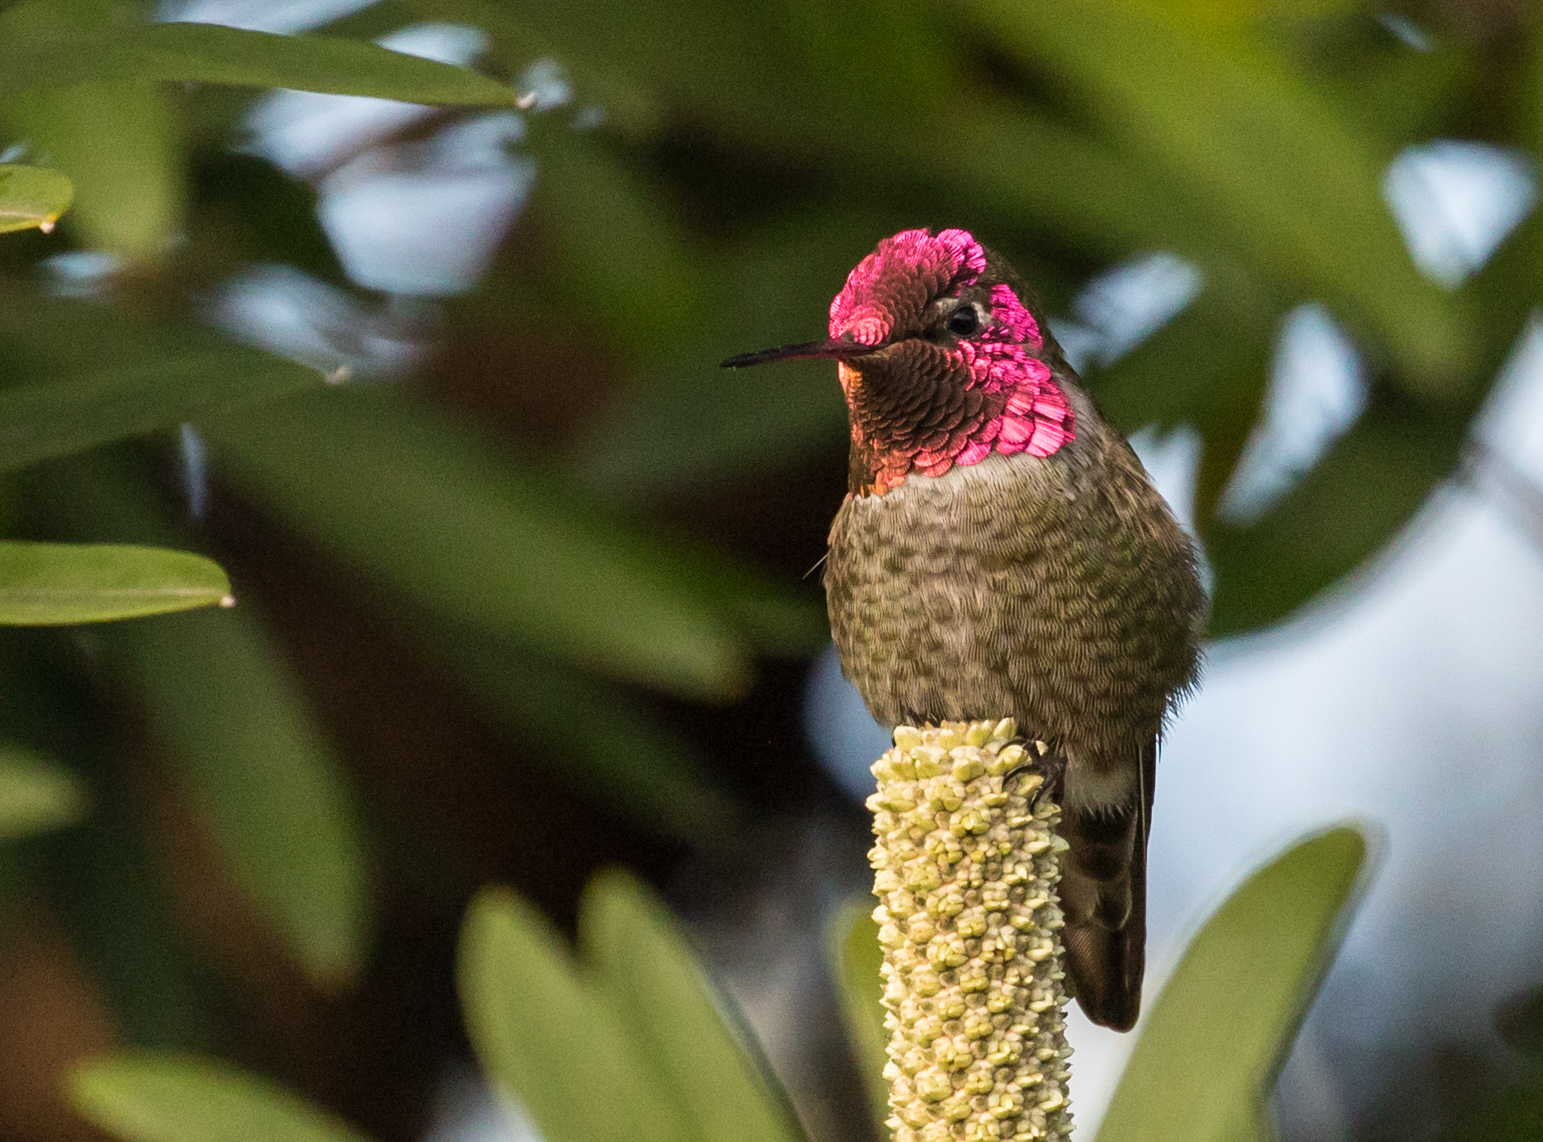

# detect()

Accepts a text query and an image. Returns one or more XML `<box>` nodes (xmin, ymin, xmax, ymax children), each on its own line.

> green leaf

<box><xmin>458</xmin><ymin>887</ymin><xmax>694</xmax><ymax>1142</ymax></box>
<box><xmin>0</xmin><ymin>355</ymin><xmax>322</xmax><ymax>477</ymax></box>
<box><xmin>0</xmin><ymin>541</ymin><xmax>230</xmax><ymax>624</ymax></box>
<box><xmin>1095</xmin><ymin>826</ymin><xmax>1371</xmax><ymax>1142</ymax></box>
<box><xmin>0</xmin><ymin>15</ymin><xmax>515</xmax><ymax>105</ymax></box>
<box><xmin>0</xmin><ymin>288</ymin><xmax>322</xmax><ymax>474</ymax></box>
<box><xmin>403</xmin><ymin>0</ymin><xmax>663</xmax><ymax>136</ymax></box>
<box><xmin>828</xmin><ymin>901</ymin><xmax>889</xmax><ymax>1130</ymax></box>
<box><xmin>526</xmin><ymin>126</ymin><xmax>712</xmax><ymax>364</ymax></box>
<box><xmin>102</xmin><ymin>606</ymin><xmax>372</xmax><ymax>988</ymax></box>
<box><xmin>7</xmin><ymin>79</ymin><xmax>182</xmax><ymax>264</ymax></box>
<box><xmin>968</xmin><ymin>0</ymin><xmax>1472</xmax><ymax>395</ymax></box>
<box><xmin>434</xmin><ymin>628</ymin><xmax>743</xmax><ymax>844</ymax></box>
<box><xmin>1204</xmin><ymin>393</ymin><xmax>1457</xmax><ymax>635</ymax></box>
<box><xmin>582</xmin><ymin>869</ymin><xmax>802</xmax><ymax>1142</ymax></box>
<box><xmin>70</xmin><ymin>1054</ymin><xmax>378</xmax><ymax>1142</ymax></box>
<box><xmin>571</xmin><ymin>212</ymin><xmax>871</xmax><ymax>499</ymax></box>
<box><xmin>41</xmin><ymin>457</ymin><xmax>374</xmax><ymax>990</ymax></box>
<box><xmin>0</xmin><ymin>745</ymin><xmax>87</xmax><ymax>838</ymax></box>
<box><xmin>201</xmin><ymin>387</ymin><xmax>757</xmax><ymax>700</ymax></box>
<box><xmin>0</xmin><ymin>164</ymin><xmax>72</xmax><ymax>233</ymax></box>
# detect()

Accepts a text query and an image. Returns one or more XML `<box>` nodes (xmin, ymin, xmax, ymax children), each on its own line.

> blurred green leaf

<box><xmin>970</xmin><ymin>0</ymin><xmax>1471</xmax><ymax>394</ymax></box>
<box><xmin>0</xmin><ymin>16</ymin><xmax>516</xmax><ymax>104</ymax></box>
<box><xmin>905</xmin><ymin>99</ymin><xmax>1213</xmax><ymax>263</ymax></box>
<box><xmin>202</xmin><ymin>387</ymin><xmax>785</xmax><ymax>700</ymax></box>
<box><xmin>526</xmin><ymin>126</ymin><xmax>712</xmax><ymax>364</ymax></box>
<box><xmin>0</xmin><ymin>354</ymin><xmax>320</xmax><ymax>476</ymax></box>
<box><xmin>0</xmin><ymin>541</ymin><xmax>229</xmax><ymax>624</ymax></box>
<box><xmin>1130</xmin><ymin>0</ymin><xmax>1361</xmax><ymax>35</ymax></box>
<box><xmin>828</xmin><ymin>901</ymin><xmax>888</xmax><ymax>1130</ymax></box>
<box><xmin>101</xmin><ymin>605</ymin><xmax>372</xmax><ymax>989</ymax></box>
<box><xmin>403</xmin><ymin>0</ymin><xmax>664</xmax><ymax>135</ymax></box>
<box><xmin>572</xmin><ymin>213</ymin><xmax>870</xmax><ymax>498</ymax></box>
<box><xmin>0</xmin><ymin>745</ymin><xmax>87</xmax><ymax>838</ymax></box>
<box><xmin>1204</xmin><ymin>393</ymin><xmax>1457</xmax><ymax>635</ymax></box>
<box><xmin>1496</xmin><ymin>983</ymin><xmax>1543</xmax><ymax>1058</ymax></box>
<box><xmin>71</xmin><ymin>1054</ymin><xmax>378</xmax><ymax>1142</ymax></box>
<box><xmin>479</xmin><ymin>0</ymin><xmax>815</xmax><ymax>149</ymax></box>
<box><xmin>45</xmin><ymin>457</ymin><xmax>373</xmax><ymax>990</ymax></box>
<box><xmin>459</xmin><ymin>886</ymin><xmax>694</xmax><ymax>1142</ymax></box>
<box><xmin>582</xmin><ymin>868</ymin><xmax>802</xmax><ymax>1142</ymax></box>
<box><xmin>1522</xmin><ymin>5</ymin><xmax>1543</xmax><ymax>164</ymax></box>
<box><xmin>1096</xmin><ymin>826</ymin><xmax>1370</xmax><ymax>1142</ymax></box>
<box><xmin>0</xmin><ymin>163</ymin><xmax>72</xmax><ymax>233</ymax></box>
<box><xmin>7</xmin><ymin>79</ymin><xmax>182</xmax><ymax>264</ymax></box>
<box><xmin>435</xmin><ymin>628</ymin><xmax>743</xmax><ymax>844</ymax></box>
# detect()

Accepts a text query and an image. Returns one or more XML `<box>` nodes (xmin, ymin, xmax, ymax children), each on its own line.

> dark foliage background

<box><xmin>0</xmin><ymin>1</ymin><xmax>1540</xmax><ymax>1140</ymax></box>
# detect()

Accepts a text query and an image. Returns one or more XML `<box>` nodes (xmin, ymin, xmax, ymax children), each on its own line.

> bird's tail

<box><xmin>1055</xmin><ymin>739</ymin><xmax>1156</xmax><ymax>1032</ymax></box>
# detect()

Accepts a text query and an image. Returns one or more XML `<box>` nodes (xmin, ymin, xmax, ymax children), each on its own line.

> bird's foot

<box><xmin>1004</xmin><ymin>737</ymin><xmax>1063</xmax><ymax>810</ymax></box>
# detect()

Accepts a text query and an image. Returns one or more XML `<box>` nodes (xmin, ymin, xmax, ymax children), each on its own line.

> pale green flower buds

<box><xmin>866</xmin><ymin>720</ymin><xmax>1073</xmax><ymax>1142</ymax></box>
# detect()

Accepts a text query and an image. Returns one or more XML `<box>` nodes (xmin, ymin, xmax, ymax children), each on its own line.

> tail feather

<box><xmin>1056</xmin><ymin>739</ymin><xmax>1156</xmax><ymax>1032</ymax></box>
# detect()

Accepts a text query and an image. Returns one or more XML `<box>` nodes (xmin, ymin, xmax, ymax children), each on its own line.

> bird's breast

<box><xmin>824</xmin><ymin>448</ymin><xmax>1202</xmax><ymax>759</ymax></box>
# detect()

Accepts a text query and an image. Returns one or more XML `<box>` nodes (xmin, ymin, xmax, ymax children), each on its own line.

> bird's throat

<box><xmin>841</xmin><ymin>353</ymin><xmax>1076</xmax><ymax>497</ymax></box>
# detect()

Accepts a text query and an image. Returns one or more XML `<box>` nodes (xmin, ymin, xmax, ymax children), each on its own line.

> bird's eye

<box><xmin>947</xmin><ymin>305</ymin><xmax>980</xmax><ymax>336</ymax></box>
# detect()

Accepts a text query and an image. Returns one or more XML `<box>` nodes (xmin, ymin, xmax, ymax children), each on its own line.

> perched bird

<box><xmin>723</xmin><ymin>228</ymin><xmax>1206</xmax><ymax>1030</ymax></box>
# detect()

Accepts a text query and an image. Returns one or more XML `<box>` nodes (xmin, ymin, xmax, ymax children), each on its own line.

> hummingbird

<box><xmin>723</xmin><ymin>228</ymin><xmax>1205</xmax><ymax>1030</ymax></box>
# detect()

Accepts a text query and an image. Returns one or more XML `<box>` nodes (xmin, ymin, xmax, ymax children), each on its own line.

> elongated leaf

<box><xmin>1096</xmin><ymin>827</ymin><xmax>1370</xmax><ymax>1142</ymax></box>
<box><xmin>103</xmin><ymin>606</ymin><xmax>371</xmax><ymax>988</ymax></box>
<box><xmin>44</xmin><ymin>457</ymin><xmax>373</xmax><ymax>990</ymax></box>
<box><xmin>0</xmin><ymin>745</ymin><xmax>87</xmax><ymax>838</ymax></box>
<box><xmin>0</xmin><ymin>17</ymin><xmax>515</xmax><ymax>104</ymax></box>
<box><xmin>828</xmin><ymin>902</ymin><xmax>888</xmax><ymax>1130</ymax></box>
<box><xmin>1204</xmin><ymin>393</ymin><xmax>1458</xmax><ymax>634</ymax></box>
<box><xmin>7</xmin><ymin>78</ymin><xmax>181</xmax><ymax>264</ymax></box>
<box><xmin>969</xmin><ymin>0</ymin><xmax>1471</xmax><ymax>394</ymax></box>
<box><xmin>0</xmin><ymin>284</ymin><xmax>323</xmax><ymax>473</ymax></box>
<box><xmin>434</xmin><ymin>627</ymin><xmax>742</xmax><ymax>843</ymax></box>
<box><xmin>202</xmin><ymin>387</ymin><xmax>761</xmax><ymax>700</ymax></box>
<box><xmin>526</xmin><ymin>125</ymin><xmax>712</xmax><ymax>364</ymax></box>
<box><xmin>44</xmin><ymin>721</ymin><xmax>221</xmax><ymax>1050</ymax></box>
<box><xmin>71</xmin><ymin>1054</ymin><xmax>377</xmax><ymax>1142</ymax></box>
<box><xmin>583</xmin><ymin>869</ymin><xmax>802</xmax><ymax>1142</ymax></box>
<box><xmin>0</xmin><ymin>541</ymin><xmax>229</xmax><ymax>624</ymax></box>
<box><xmin>0</xmin><ymin>164</ymin><xmax>72</xmax><ymax>233</ymax></box>
<box><xmin>403</xmin><ymin>0</ymin><xmax>663</xmax><ymax>135</ymax></box>
<box><xmin>0</xmin><ymin>351</ymin><xmax>321</xmax><ymax>475</ymax></box>
<box><xmin>458</xmin><ymin>887</ymin><xmax>693</xmax><ymax>1142</ymax></box>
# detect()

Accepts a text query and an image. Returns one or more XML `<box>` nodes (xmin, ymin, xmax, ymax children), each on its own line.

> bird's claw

<box><xmin>1004</xmin><ymin>737</ymin><xmax>1063</xmax><ymax>810</ymax></box>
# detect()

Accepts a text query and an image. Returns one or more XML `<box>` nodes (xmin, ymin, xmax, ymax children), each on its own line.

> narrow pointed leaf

<box><xmin>44</xmin><ymin>458</ymin><xmax>373</xmax><ymax>989</ymax></box>
<box><xmin>1203</xmin><ymin>394</ymin><xmax>1458</xmax><ymax>634</ymax></box>
<box><xmin>434</xmin><ymin>628</ymin><xmax>743</xmax><ymax>843</ymax></box>
<box><xmin>458</xmin><ymin>887</ymin><xmax>692</xmax><ymax>1142</ymax></box>
<box><xmin>0</xmin><ymin>164</ymin><xmax>72</xmax><ymax>233</ymax></box>
<box><xmin>102</xmin><ymin>606</ymin><xmax>373</xmax><ymax>988</ymax></box>
<box><xmin>828</xmin><ymin>902</ymin><xmax>889</xmax><ymax>1130</ymax></box>
<box><xmin>0</xmin><ymin>18</ymin><xmax>515</xmax><ymax>104</ymax></box>
<box><xmin>202</xmin><ymin>387</ymin><xmax>760</xmax><ymax>700</ymax></box>
<box><xmin>0</xmin><ymin>746</ymin><xmax>87</xmax><ymax>838</ymax></box>
<box><xmin>969</xmin><ymin>0</ymin><xmax>1470</xmax><ymax>393</ymax></box>
<box><xmin>582</xmin><ymin>869</ymin><xmax>802</xmax><ymax>1142</ymax></box>
<box><xmin>402</xmin><ymin>0</ymin><xmax>663</xmax><ymax>134</ymax></box>
<box><xmin>8</xmin><ymin>79</ymin><xmax>182</xmax><ymax>264</ymax></box>
<box><xmin>0</xmin><ymin>353</ymin><xmax>321</xmax><ymax>474</ymax></box>
<box><xmin>1096</xmin><ymin>826</ymin><xmax>1370</xmax><ymax>1142</ymax></box>
<box><xmin>70</xmin><ymin>1054</ymin><xmax>378</xmax><ymax>1142</ymax></box>
<box><xmin>0</xmin><ymin>542</ymin><xmax>229</xmax><ymax>624</ymax></box>
<box><xmin>0</xmin><ymin>288</ymin><xmax>322</xmax><ymax>474</ymax></box>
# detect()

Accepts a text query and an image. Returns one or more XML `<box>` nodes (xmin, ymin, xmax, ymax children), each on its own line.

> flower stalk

<box><xmin>866</xmin><ymin>719</ymin><xmax>1073</xmax><ymax>1142</ymax></box>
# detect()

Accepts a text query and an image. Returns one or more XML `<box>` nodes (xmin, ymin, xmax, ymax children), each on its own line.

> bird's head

<box><xmin>724</xmin><ymin>228</ymin><xmax>1075</xmax><ymax>495</ymax></box>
